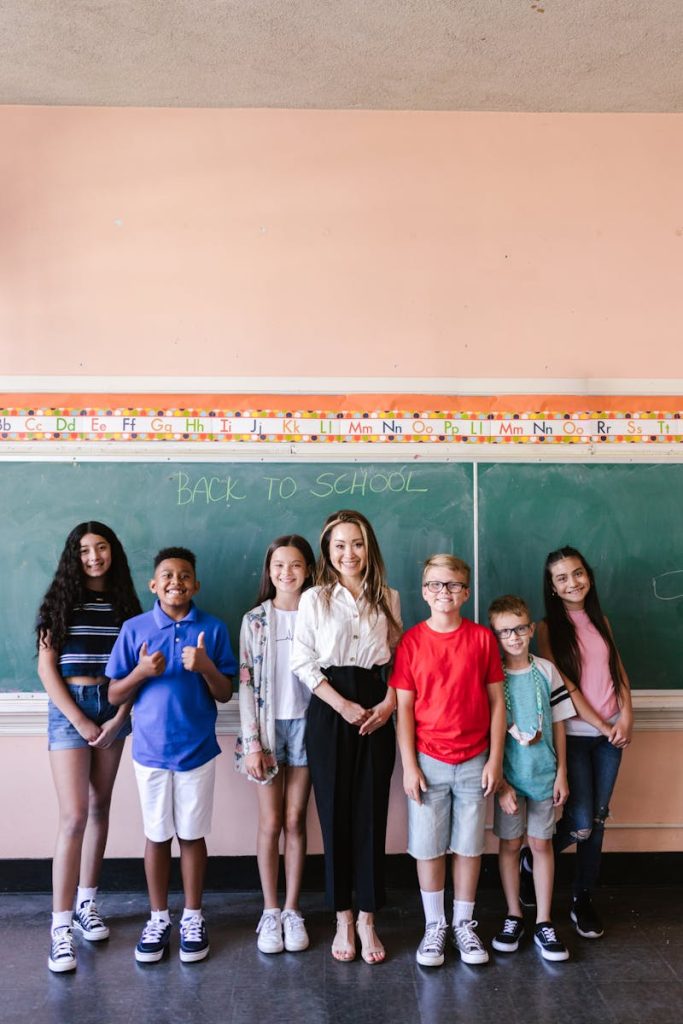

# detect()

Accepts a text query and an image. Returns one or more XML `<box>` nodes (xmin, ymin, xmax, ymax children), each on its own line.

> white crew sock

<box><xmin>453</xmin><ymin>899</ymin><xmax>475</xmax><ymax>925</ymax></box>
<box><xmin>420</xmin><ymin>889</ymin><xmax>446</xmax><ymax>925</ymax></box>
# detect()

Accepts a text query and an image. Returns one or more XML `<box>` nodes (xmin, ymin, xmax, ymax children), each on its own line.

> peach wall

<box><xmin>3</xmin><ymin>106</ymin><xmax>683</xmax><ymax>380</ymax></box>
<box><xmin>6</xmin><ymin>731</ymin><xmax>681</xmax><ymax>859</ymax></box>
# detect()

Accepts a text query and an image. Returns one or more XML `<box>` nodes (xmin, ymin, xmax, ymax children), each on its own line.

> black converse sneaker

<box><xmin>135</xmin><ymin>918</ymin><xmax>172</xmax><ymax>963</ymax></box>
<box><xmin>570</xmin><ymin>890</ymin><xmax>604</xmax><ymax>939</ymax></box>
<box><xmin>492</xmin><ymin>915</ymin><xmax>525</xmax><ymax>953</ymax></box>
<box><xmin>48</xmin><ymin>925</ymin><xmax>77</xmax><ymax>973</ymax></box>
<box><xmin>534</xmin><ymin>921</ymin><xmax>570</xmax><ymax>961</ymax></box>
<box><xmin>74</xmin><ymin>899</ymin><xmax>110</xmax><ymax>941</ymax></box>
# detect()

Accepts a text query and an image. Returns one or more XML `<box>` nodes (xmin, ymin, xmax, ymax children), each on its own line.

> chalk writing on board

<box><xmin>174</xmin><ymin>468</ymin><xmax>429</xmax><ymax>507</ymax></box>
<box><xmin>651</xmin><ymin>570</ymin><xmax>683</xmax><ymax>601</ymax></box>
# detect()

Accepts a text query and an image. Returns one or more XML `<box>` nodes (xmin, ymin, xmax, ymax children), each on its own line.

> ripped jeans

<box><xmin>554</xmin><ymin>734</ymin><xmax>622</xmax><ymax>893</ymax></box>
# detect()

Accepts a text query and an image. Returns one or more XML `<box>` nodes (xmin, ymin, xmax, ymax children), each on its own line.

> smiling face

<box><xmin>149</xmin><ymin>558</ymin><xmax>200</xmax><ymax>619</ymax></box>
<box><xmin>79</xmin><ymin>533</ymin><xmax>113</xmax><ymax>588</ymax></box>
<box><xmin>549</xmin><ymin>555</ymin><xmax>590</xmax><ymax>610</ymax></box>
<box><xmin>327</xmin><ymin>522</ymin><xmax>367</xmax><ymax>587</ymax></box>
<box><xmin>269</xmin><ymin>545</ymin><xmax>310</xmax><ymax>600</ymax></box>
<box><xmin>422</xmin><ymin>567</ymin><xmax>470</xmax><ymax>621</ymax></box>
<box><xmin>490</xmin><ymin>611</ymin><xmax>535</xmax><ymax>666</ymax></box>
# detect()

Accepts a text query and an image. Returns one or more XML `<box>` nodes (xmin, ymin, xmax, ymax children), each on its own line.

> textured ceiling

<box><xmin>1</xmin><ymin>0</ymin><xmax>682</xmax><ymax>111</ymax></box>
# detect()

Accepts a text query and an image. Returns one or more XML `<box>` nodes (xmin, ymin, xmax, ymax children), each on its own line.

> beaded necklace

<box><xmin>503</xmin><ymin>655</ymin><xmax>545</xmax><ymax>747</ymax></box>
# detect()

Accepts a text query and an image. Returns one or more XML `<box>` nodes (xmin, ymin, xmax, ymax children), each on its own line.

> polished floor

<box><xmin>2</xmin><ymin>885</ymin><xmax>680</xmax><ymax>1024</ymax></box>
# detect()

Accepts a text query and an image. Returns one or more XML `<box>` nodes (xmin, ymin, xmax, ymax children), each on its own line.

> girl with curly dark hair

<box><xmin>36</xmin><ymin>522</ymin><xmax>141</xmax><ymax>973</ymax></box>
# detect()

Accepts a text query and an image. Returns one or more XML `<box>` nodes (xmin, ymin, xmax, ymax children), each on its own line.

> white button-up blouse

<box><xmin>291</xmin><ymin>583</ymin><xmax>402</xmax><ymax>691</ymax></box>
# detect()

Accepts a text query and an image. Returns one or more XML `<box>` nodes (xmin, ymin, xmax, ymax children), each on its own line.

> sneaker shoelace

<box><xmin>501</xmin><ymin>918</ymin><xmax>519</xmax><ymax>936</ymax></box>
<box><xmin>141</xmin><ymin>919</ymin><xmax>169</xmax><ymax>944</ymax></box>
<box><xmin>257</xmin><ymin>912</ymin><xmax>280</xmax><ymax>936</ymax></box>
<box><xmin>282</xmin><ymin>911</ymin><xmax>305</xmax><ymax>936</ymax></box>
<box><xmin>181</xmin><ymin>915</ymin><xmax>204</xmax><ymax>942</ymax></box>
<box><xmin>422</xmin><ymin>922</ymin><xmax>446</xmax><ymax>952</ymax></box>
<box><xmin>51</xmin><ymin>926</ymin><xmax>74</xmax><ymax>958</ymax></box>
<box><xmin>537</xmin><ymin>924</ymin><xmax>559</xmax><ymax>943</ymax></box>
<box><xmin>455</xmin><ymin>920</ymin><xmax>484</xmax><ymax>952</ymax></box>
<box><xmin>79</xmin><ymin>901</ymin><xmax>105</xmax><ymax>929</ymax></box>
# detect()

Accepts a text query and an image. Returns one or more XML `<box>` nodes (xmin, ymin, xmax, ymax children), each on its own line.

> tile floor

<box><xmin>2</xmin><ymin>885</ymin><xmax>680</xmax><ymax>1024</ymax></box>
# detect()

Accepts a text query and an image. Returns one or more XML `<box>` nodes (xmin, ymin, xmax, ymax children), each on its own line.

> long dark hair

<box><xmin>543</xmin><ymin>546</ymin><xmax>624</xmax><ymax>700</ymax></box>
<box><xmin>317</xmin><ymin>509</ymin><xmax>401</xmax><ymax>640</ymax></box>
<box><xmin>255</xmin><ymin>534</ymin><xmax>315</xmax><ymax>605</ymax></box>
<box><xmin>36</xmin><ymin>522</ymin><xmax>142</xmax><ymax>652</ymax></box>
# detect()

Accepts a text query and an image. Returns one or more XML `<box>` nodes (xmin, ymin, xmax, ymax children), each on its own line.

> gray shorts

<box><xmin>493</xmin><ymin>791</ymin><xmax>556</xmax><ymax>841</ymax></box>
<box><xmin>407</xmin><ymin>750</ymin><xmax>488</xmax><ymax>859</ymax></box>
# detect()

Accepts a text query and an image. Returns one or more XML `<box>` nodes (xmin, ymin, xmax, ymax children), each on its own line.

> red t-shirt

<box><xmin>391</xmin><ymin>618</ymin><xmax>503</xmax><ymax>765</ymax></box>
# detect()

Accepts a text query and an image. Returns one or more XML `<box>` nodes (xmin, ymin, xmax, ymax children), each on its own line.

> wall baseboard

<box><xmin>3</xmin><ymin>852</ymin><xmax>681</xmax><ymax>894</ymax></box>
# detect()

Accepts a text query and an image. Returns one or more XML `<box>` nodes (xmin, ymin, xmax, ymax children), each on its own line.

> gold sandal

<box><xmin>356</xmin><ymin>916</ymin><xmax>386</xmax><ymax>964</ymax></box>
<box><xmin>331</xmin><ymin>913</ymin><xmax>356</xmax><ymax>961</ymax></box>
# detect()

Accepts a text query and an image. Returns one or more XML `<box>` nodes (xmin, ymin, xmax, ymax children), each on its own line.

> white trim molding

<box><xmin>1</xmin><ymin>690</ymin><xmax>681</xmax><ymax>737</ymax></box>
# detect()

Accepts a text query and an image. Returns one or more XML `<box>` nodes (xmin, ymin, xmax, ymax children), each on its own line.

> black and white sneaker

<box><xmin>48</xmin><ymin>925</ymin><xmax>77</xmax><ymax>973</ymax></box>
<box><xmin>179</xmin><ymin>914</ymin><xmax>209</xmax><ymax>963</ymax></box>
<box><xmin>74</xmin><ymin>899</ymin><xmax>110</xmax><ymax>941</ymax></box>
<box><xmin>570</xmin><ymin>890</ymin><xmax>604</xmax><ymax>939</ymax></box>
<box><xmin>416</xmin><ymin>921</ymin><xmax>448</xmax><ymax>967</ymax></box>
<box><xmin>492</xmin><ymin>915</ymin><xmax>525</xmax><ymax>953</ymax></box>
<box><xmin>519</xmin><ymin>847</ymin><xmax>536</xmax><ymax>908</ymax></box>
<box><xmin>135</xmin><ymin>918</ymin><xmax>172</xmax><ymax>963</ymax></box>
<box><xmin>534</xmin><ymin>921</ymin><xmax>570</xmax><ymax>961</ymax></box>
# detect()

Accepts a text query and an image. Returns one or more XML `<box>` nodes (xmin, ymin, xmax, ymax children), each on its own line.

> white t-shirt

<box><xmin>272</xmin><ymin>608</ymin><xmax>311</xmax><ymax>720</ymax></box>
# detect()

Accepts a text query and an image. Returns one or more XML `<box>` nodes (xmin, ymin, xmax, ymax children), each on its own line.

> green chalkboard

<box><xmin>476</xmin><ymin>463</ymin><xmax>683</xmax><ymax>691</ymax></box>
<box><xmin>2</xmin><ymin>461</ymin><xmax>473</xmax><ymax>692</ymax></box>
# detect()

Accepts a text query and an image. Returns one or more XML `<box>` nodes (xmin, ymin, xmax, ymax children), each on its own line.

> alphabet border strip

<box><xmin>1</xmin><ymin>406</ymin><xmax>682</xmax><ymax>443</ymax></box>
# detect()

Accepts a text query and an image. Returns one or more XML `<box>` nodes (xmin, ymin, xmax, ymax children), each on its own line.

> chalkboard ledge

<box><xmin>1</xmin><ymin>691</ymin><xmax>683</xmax><ymax>736</ymax></box>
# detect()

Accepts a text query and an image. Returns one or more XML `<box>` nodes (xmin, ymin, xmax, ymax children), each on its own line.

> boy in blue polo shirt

<box><xmin>108</xmin><ymin>547</ymin><xmax>236</xmax><ymax>964</ymax></box>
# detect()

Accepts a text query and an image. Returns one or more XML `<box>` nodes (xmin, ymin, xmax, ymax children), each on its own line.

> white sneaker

<box><xmin>256</xmin><ymin>910</ymin><xmax>284</xmax><ymax>953</ymax></box>
<box><xmin>416</xmin><ymin>920</ymin><xmax>448</xmax><ymax>967</ymax></box>
<box><xmin>74</xmin><ymin>899</ymin><xmax>110</xmax><ymax>941</ymax></box>
<box><xmin>281</xmin><ymin>910</ymin><xmax>309</xmax><ymax>952</ymax></box>
<box><xmin>452</xmin><ymin>919</ymin><xmax>489</xmax><ymax>964</ymax></box>
<box><xmin>48</xmin><ymin>925</ymin><xmax>77</xmax><ymax>973</ymax></box>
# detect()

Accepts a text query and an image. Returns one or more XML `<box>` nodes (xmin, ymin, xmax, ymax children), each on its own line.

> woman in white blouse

<box><xmin>291</xmin><ymin>509</ymin><xmax>401</xmax><ymax>964</ymax></box>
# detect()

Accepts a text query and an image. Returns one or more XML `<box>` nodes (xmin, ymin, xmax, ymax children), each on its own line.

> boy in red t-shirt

<box><xmin>393</xmin><ymin>555</ymin><xmax>505</xmax><ymax>968</ymax></box>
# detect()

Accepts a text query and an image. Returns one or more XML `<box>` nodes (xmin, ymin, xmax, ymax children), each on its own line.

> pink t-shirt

<box><xmin>566</xmin><ymin>609</ymin><xmax>619</xmax><ymax>735</ymax></box>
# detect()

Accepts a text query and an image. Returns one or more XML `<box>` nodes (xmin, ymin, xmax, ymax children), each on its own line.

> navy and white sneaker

<box><xmin>74</xmin><ymin>899</ymin><xmax>110</xmax><ymax>941</ymax></box>
<box><xmin>534</xmin><ymin>921</ymin><xmax>570</xmax><ymax>961</ymax></box>
<box><xmin>179</xmin><ymin>914</ymin><xmax>209</xmax><ymax>963</ymax></box>
<box><xmin>48</xmin><ymin>925</ymin><xmax>77</xmax><ymax>973</ymax></box>
<box><xmin>135</xmin><ymin>918</ymin><xmax>172</xmax><ymax>963</ymax></box>
<box><xmin>492</xmin><ymin>915</ymin><xmax>525</xmax><ymax>953</ymax></box>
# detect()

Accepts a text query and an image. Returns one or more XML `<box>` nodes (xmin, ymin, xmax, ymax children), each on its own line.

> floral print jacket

<box><xmin>234</xmin><ymin>600</ymin><xmax>279</xmax><ymax>783</ymax></box>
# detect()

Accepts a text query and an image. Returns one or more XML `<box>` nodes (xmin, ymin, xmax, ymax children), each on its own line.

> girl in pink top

<box><xmin>533</xmin><ymin>546</ymin><xmax>633</xmax><ymax>941</ymax></box>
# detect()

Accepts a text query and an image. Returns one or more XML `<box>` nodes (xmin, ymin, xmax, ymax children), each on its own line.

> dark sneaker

<box><xmin>452</xmin><ymin>919</ymin><xmax>489</xmax><ymax>965</ymax></box>
<box><xmin>534</xmin><ymin>921</ymin><xmax>570</xmax><ymax>961</ymax></box>
<box><xmin>570</xmin><ymin>891</ymin><xmax>604</xmax><ymax>939</ymax></box>
<box><xmin>492</xmin><ymin>915</ymin><xmax>525</xmax><ymax>953</ymax></box>
<box><xmin>416</xmin><ymin>920</ymin><xmax>448</xmax><ymax>967</ymax></box>
<box><xmin>74</xmin><ymin>899</ymin><xmax>110</xmax><ymax>941</ymax></box>
<box><xmin>135</xmin><ymin>918</ymin><xmax>172</xmax><ymax>963</ymax></box>
<box><xmin>519</xmin><ymin>847</ymin><xmax>536</xmax><ymax>908</ymax></box>
<box><xmin>48</xmin><ymin>925</ymin><xmax>77</xmax><ymax>973</ymax></box>
<box><xmin>179</xmin><ymin>914</ymin><xmax>209</xmax><ymax>963</ymax></box>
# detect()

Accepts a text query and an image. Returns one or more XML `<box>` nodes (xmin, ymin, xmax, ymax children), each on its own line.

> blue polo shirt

<box><xmin>106</xmin><ymin>600</ymin><xmax>237</xmax><ymax>771</ymax></box>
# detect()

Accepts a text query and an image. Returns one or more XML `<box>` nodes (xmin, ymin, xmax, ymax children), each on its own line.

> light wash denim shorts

<box><xmin>48</xmin><ymin>681</ymin><xmax>132</xmax><ymax>751</ymax></box>
<box><xmin>493</xmin><ymin>792</ymin><xmax>556</xmax><ymax>841</ymax></box>
<box><xmin>407</xmin><ymin>750</ymin><xmax>488</xmax><ymax>859</ymax></box>
<box><xmin>274</xmin><ymin>717</ymin><xmax>308</xmax><ymax>767</ymax></box>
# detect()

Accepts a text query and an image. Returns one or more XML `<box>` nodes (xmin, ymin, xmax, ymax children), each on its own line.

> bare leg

<box><xmin>356</xmin><ymin>909</ymin><xmax>385</xmax><ymax>964</ymax></box>
<box><xmin>282</xmin><ymin>766</ymin><xmax>311</xmax><ymax>911</ymax></box>
<box><xmin>78</xmin><ymin>740</ymin><xmax>125</xmax><ymax>888</ymax></box>
<box><xmin>49</xmin><ymin>748</ymin><xmax>91</xmax><ymax>912</ymax></box>
<box><xmin>498</xmin><ymin>837</ymin><xmax>523</xmax><ymax>917</ymax></box>
<box><xmin>529</xmin><ymin>836</ymin><xmax>554</xmax><ymax>922</ymax></box>
<box><xmin>416</xmin><ymin>855</ymin><xmax>447</xmax><ymax>893</ymax></box>
<box><xmin>144</xmin><ymin>838</ymin><xmax>173</xmax><ymax>911</ymax></box>
<box><xmin>178</xmin><ymin>837</ymin><xmax>207</xmax><ymax>910</ymax></box>
<box><xmin>255</xmin><ymin>774</ymin><xmax>284</xmax><ymax>909</ymax></box>
<box><xmin>452</xmin><ymin>854</ymin><xmax>481</xmax><ymax>903</ymax></box>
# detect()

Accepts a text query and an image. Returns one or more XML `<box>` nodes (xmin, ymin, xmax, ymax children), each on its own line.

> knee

<box><xmin>59</xmin><ymin>808</ymin><xmax>89</xmax><ymax>840</ymax></box>
<box><xmin>499</xmin><ymin>837</ymin><xmax>522</xmax><ymax>855</ymax></box>
<box><xmin>259</xmin><ymin>813</ymin><xmax>283</xmax><ymax>839</ymax></box>
<box><xmin>284</xmin><ymin>811</ymin><xmax>306</xmax><ymax>838</ymax></box>
<box><xmin>571</xmin><ymin>826</ymin><xmax>593</xmax><ymax>843</ymax></box>
<box><xmin>593</xmin><ymin>805</ymin><xmax>610</xmax><ymax>829</ymax></box>
<box><xmin>528</xmin><ymin>836</ymin><xmax>551</xmax><ymax>854</ymax></box>
<box><xmin>88</xmin><ymin>794</ymin><xmax>112</xmax><ymax>823</ymax></box>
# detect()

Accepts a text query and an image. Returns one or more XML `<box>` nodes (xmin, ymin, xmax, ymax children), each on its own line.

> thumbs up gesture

<box><xmin>138</xmin><ymin>640</ymin><xmax>166</xmax><ymax>677</ymax></box>
<box><xmin>182</xmin><ymin>630</ymin><xmax>211</xmax><ymax>672</ymax></box>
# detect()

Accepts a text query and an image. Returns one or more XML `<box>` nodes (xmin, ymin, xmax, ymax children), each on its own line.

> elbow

<box><xmin>107</xmin><ymin>682</ymin><xmax>124</xmax><ymax>706</ymax></box>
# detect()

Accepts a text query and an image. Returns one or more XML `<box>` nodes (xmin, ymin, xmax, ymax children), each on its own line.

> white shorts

<box><xmin>133</xmin><ymin>758</ymin><xmax>216</xmax><ymax>842</ymax></box>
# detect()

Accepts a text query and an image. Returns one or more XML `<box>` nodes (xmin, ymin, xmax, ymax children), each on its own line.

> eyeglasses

<box><xmin>494</xmin><ymin>625</ymin><xmax>532</xmax><ymax>639</ymax></box>
<box><xmin>423</xmin><ymin>580</ymin><xmax>468</xmax><ymax>594</ymax></box>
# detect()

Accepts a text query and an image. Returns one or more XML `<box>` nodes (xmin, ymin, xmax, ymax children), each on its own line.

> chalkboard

<box><xmin>3</xmin><ymin>460</ymin><xmax>681</xmax><ymax>692</ymax></box>
<box><xmin>2</xmin><ymin>461</ymin><xmax>473</xmax><ymax>691</ymax></box>
<box><xmin>476</xmin><ymin>463</ymin><xmax>683</xmax><ymax>691</ymax></box>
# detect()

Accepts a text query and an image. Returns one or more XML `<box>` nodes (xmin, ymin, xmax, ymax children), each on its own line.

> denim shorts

<box><xmin>493</xmin><ymin>792</ymin><xmax>556</xmax><ymax>841</ymax></box>
<box><xmin>407</xmin><ymin>750</ymin><xmax>488</xmax><ymax>859</ymax></box>
<box><xmin>48</xmin><ymin>681</ymin><xmax>132</xmax><ymax>751</ymax></box>
<box><xmin>274</xmin><ymin>718</ymin><xmax>308</xmax><ymax>767</ymax></box>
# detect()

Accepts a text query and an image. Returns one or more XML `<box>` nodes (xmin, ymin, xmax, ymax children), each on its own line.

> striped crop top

<box><xmin>59</xmin><ymin>591</ymin><xmax>121</xmax><ymax>678</ymax></box>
